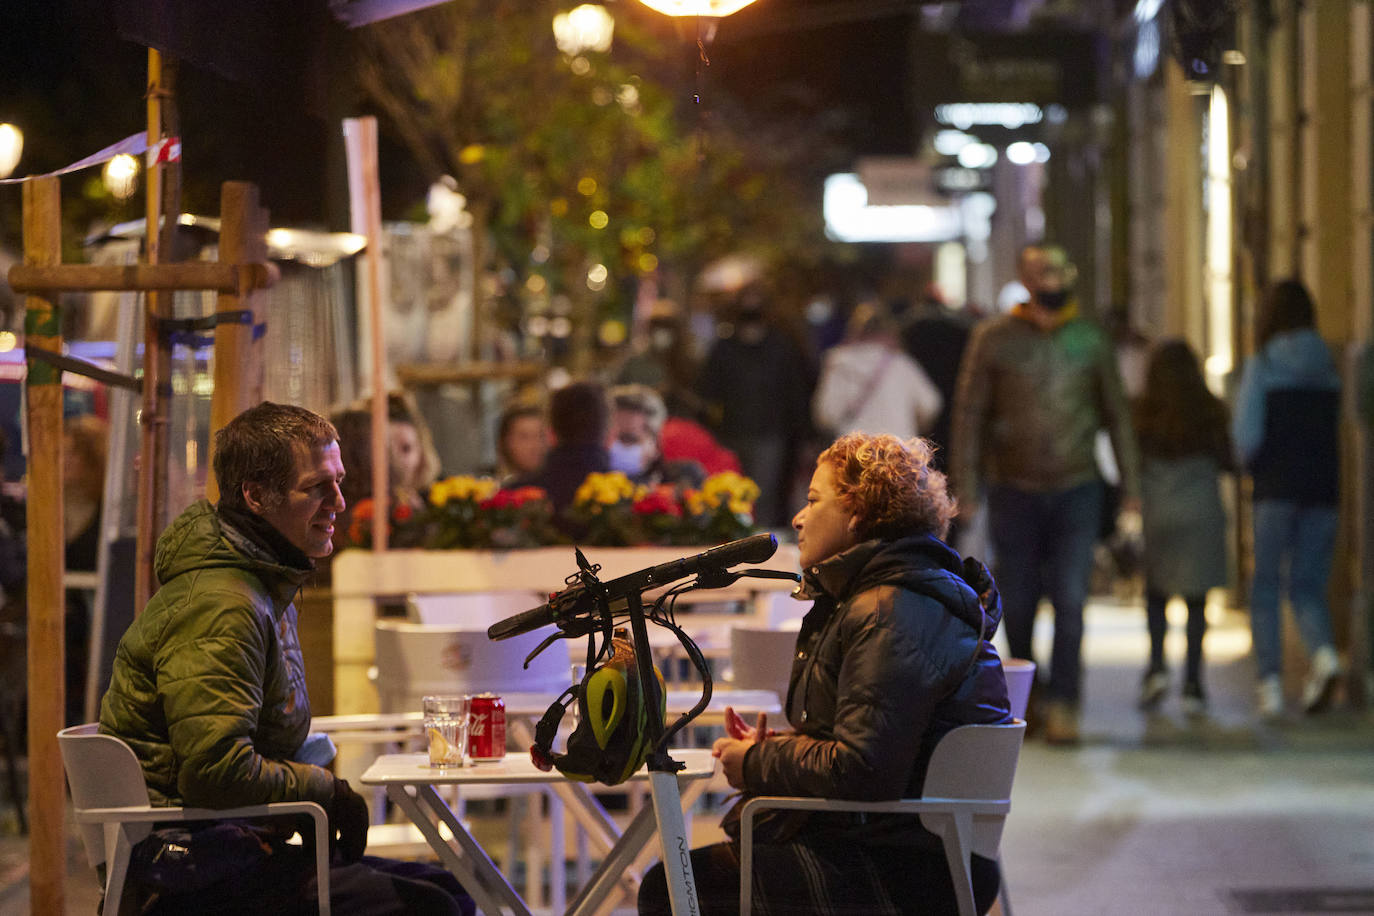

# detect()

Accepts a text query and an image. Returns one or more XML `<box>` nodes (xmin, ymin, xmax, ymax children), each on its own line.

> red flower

<box><xmin>392</xmin><ymin>502</ymin><xmax>414</xmax><ymax>523</ymax></box>
<box><xmin>633</xmin><ymin>486</ymin><xmax>682</xmax><ymax>517</ymax></box>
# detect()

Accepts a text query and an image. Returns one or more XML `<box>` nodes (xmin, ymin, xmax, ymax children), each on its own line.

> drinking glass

<box><xmin>423</xmin><ymin>694</ymin><xmax>470</xmax><ymax>768</ymax></box>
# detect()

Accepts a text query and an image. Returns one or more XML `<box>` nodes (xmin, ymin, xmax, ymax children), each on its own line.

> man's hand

<box><xmin>714</xmin><ymin>706</ymin><xmax>771</xmax><ymax>789</ymax></box>
<box><xmin>330</xmin><ymin>777</ymin><xmax>370</xmax><ymax>864</ymax></box>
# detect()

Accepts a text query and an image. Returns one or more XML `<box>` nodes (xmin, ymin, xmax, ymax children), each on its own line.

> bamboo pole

<box><xmin>23</xmin><ymin>175</ymin><xmax>65</xmax><ymax>916</ymax></box>
<box><xmin>208</xmin><ymin>182</ymin><xmax>269</xmax><ymax>502</ymax></box>
<box><xmin>135</xmin><ymin>47</ymin><xmax>171</xmax><ymax>611</ymax></box>
<box><xmin>343</xmin><ymin>117</ymin><xmax>389</xmax><ymax>551</ymax></box>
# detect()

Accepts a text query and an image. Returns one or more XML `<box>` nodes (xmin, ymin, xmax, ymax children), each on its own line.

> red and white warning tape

<box><xmin>0</xmin><ymin>131</ymin><xmax>181</xmax><ymax>185</ymax></box>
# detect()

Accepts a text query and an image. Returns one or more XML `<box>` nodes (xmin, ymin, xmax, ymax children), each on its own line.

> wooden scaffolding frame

<box><xmin>6</xmin><ymin>168</ymin><xmax>276</xmax><ymax>916</ymax></box>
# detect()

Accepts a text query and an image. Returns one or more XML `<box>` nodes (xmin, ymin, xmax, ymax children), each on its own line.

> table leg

<box><xmin>565</xmin><ymin>804</ymin><xmax>659</xmax><ymax>916</ymax></box>
<box><xmin>389</xmin><ymin>784</ymin><xmax>533</xmax><ymax>916</ymax></box>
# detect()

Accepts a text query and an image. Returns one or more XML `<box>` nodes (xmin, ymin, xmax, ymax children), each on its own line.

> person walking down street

<box><xmin>898</xmin><ymin>285</ymin><xmax>975</xmax><ymax>472</ymax></box>
<box><xmin>1133</xmin><ymin>339</ymin><xmax>1233</xmax><ymax>715</ymax></box>
<box><xmin>951</xmin><ymin>243</ymin><xmax>1141</xmax><ymax>745</ymax></box>
<box><xmin>695</xmin><ymin>284</ymin><xmax>814</xmax><ymax>528</ymax></box>
<box><xmin>99</xmin><ymin>402</ymin><xmax>474</xmax><ymax>915</ymax></box>
<box><xmin>1233</xmin><ymin>279</ymin><xmax>1344</xmax><ymax>718</ymax></box>
<box><xmin>812</xmin><ymin>301</ymin><xmax>943</xmax><ymax>442</ymax></box>
<box><xmin>638</xmin><ymin>433</ymin><xmax>1011</xmax><ymax>915</ymax></box>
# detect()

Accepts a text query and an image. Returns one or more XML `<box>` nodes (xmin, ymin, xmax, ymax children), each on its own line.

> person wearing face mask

<box><xmin>951</xmin><ymin>244</ymin><xmax>1140</xmax><ymax>745</ymax></box>
<box><xmin>608</xmin><ymin>384</ymin><xmax>706</xmax><ymax>489</ymax></box>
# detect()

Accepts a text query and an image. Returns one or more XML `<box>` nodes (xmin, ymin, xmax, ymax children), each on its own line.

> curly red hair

<box><xmin>817</xmin><ymin>433</ymin><xmax>955</xmax><ymax>541</ymax></box>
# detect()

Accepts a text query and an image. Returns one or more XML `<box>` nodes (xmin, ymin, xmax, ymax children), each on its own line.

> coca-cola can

<box><xmin>466</xmin><ymin>693</ymin><xmax>506</xmax><ymax>762</ymax></box>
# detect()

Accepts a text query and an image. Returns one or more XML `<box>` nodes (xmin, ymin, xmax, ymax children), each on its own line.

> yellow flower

<box><xmin>430</xmin><ymin>475</ymin><xmax>498</xmax><ymax>506</ymax></box>
<box><xmin>575</xmin><ymin>471</ymin><xmax>635</xmax><ymax>507</ymax></box>
<box><xmin>700</xmin><ymin>471</ymin><xmax>759</xmax><ymax>510</ymax></box>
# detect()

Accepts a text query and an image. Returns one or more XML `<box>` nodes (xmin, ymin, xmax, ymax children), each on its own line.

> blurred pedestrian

<box><xmin>951</xmin><ymin>244</ymin><xmax>1140</xmax><ymax>744</ymax></box>
<box><xmin>329</xmin><ymin>392</ymin><xmax>439</xmax><ymax>551</ymax></box>
<box><xmin>1233</xmin><ymin>279</ymin><xmax>1344</xmax><ymax>717</ymax></box>
<box><xmin>898</xmin><ymin>285</ymin><xmax>975</xmax><ymax>472</ymax></box>
<box><xmin>696</xmin><ymin>284</ymin><xmax>813</xmax><ymax>527</ymax></box>
<box><xmin>608</xmin><ymin>384</ymin><xmax>706</xmax><ymax>489</ymax></box>
<box><xmin>813</xmin><ymin>301</ymin><xmax>943</xmax><ymax>442</ymax></box>
<box><xmin>510</xmin><ymin>379</ymin><xmax>611</xmax><ymax>513</ymax></box>
<box><xmin>1132</xmin><ymin>340</ymin><xmax>1232</xmax><ymax>715</ymax></box>
<box><xmin>494</xmin><ymin>398</ymin><xmax>550</xmax><ymax>484</ymax></box>
<box><xmin>65</xmin><ymin>414</ymin><xmax>107</xmax><ymax>726</ymax></box>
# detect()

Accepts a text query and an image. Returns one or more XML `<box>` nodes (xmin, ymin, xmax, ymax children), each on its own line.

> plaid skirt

<box><xmin>638</xmin><ymin>839</ymin><xmax>1000</xmax><ymax>916</ymax></box>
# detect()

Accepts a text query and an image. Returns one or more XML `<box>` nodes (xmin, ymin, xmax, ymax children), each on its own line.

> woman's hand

<box><xmin>713</xmin><ymin>706</ymin><xmax>772</xmax><ymax>789</ymax></box>
<box><xmin>724</xmin><ymin>706</ymin><xmax>771</xmax><ymax>742</ymax></box>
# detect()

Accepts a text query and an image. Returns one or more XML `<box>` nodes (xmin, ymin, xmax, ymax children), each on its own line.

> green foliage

<box><xmin>353</xmin><ymin>1</ymin><xmax>836</xmax><ymax>320</ymax></box>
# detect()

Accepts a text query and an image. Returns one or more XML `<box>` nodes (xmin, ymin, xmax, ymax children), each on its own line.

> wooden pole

<box><xmin>23</xmin><ymin>175</ymin><xmax>65</xmax><ymax>916</ymax></box>
<box><xmin>207</xmin><ymin>181</ymin><xmax>269</xmax><ymax>503</ymax></box>
<box><xmin>8</xmin><ymin>260</ymin><xmax>277</xmax><ymax>294</ymax></box>
<box><xmin>135</xmin><ymin>47</ymin><xmax>171</xmax><ymax>611</ymax></box>
<box><xmin>343</xmin><ymin>117</ymin><xmax>389</xmax><ymax>550</ymax></box>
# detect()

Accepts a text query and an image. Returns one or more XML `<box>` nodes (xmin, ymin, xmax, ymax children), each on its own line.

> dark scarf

<box><xmin>216</xmin><ymin>503</ymin><xmax>314</xmax><ymax>572</ymax></box>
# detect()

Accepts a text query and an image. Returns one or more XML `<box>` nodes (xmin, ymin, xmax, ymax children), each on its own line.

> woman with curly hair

<box><xmin>639</xmin><ymin>433</ymin><xmax>1013</xmax><ymax>916</ymax></box>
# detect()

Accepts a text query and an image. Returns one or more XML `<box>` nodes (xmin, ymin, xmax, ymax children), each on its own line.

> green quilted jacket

<box><xmin>99</xmin><ymin>500</ymin><xmax>335</xmax><ymax>809</ymax></box>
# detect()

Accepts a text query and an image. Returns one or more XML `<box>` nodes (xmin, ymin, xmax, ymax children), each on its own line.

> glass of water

<box><xmin>422</xmin><ymin>695</ymin><xmax>470</xmax><ymax>768</ymax></box>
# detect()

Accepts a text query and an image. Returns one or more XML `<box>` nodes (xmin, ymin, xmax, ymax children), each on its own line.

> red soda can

<box><xmin>467</xmin><ymin>693</ymin><xmax>506</xmax><ymax>762</ymax></box>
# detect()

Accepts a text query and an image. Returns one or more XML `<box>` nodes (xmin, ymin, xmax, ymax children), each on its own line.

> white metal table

<box><xmin>361</xmin><ymin>747</ymin><xmax>717</xmax><ymax>916</ymax></box>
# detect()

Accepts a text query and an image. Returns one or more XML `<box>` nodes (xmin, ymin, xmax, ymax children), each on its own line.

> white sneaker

<box><xmin>1301</xmin><ymin>646</ymin><xmax>1343</xmax><ymax>714</ymax></box>
<box><xmin>1257</xmin><ymin>676</ymin><xmax>1284</xmax><ymax>719</ymax></box>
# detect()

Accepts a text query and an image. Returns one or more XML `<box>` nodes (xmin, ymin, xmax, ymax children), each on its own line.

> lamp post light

<box><xmin>635</xmin><ymin>0</ymin><xmax>757</xmax><ymax>16</ymax></box>
<box><xmin>0</xmin><ymin>123</ymin><xmax>22</xmax><ymax>179</ymax></box>
<box><xmin>553</xmin><ymin>4</ymin><xmax>615</xmax><ymax>56</ymax></box>
<box><xmin>103</xmin><ymin>153</ymin><xmax>139</xmax><ymax>200</ymax></box>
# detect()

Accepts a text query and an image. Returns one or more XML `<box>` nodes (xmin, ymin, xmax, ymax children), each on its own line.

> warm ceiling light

<box><xmin>635</xmin><ymin>0</ymin><xmax>758</xmax><ymax>16</ymax></box>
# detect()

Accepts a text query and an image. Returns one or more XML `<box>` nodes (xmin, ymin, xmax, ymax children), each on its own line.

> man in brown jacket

<box><xmin>952</xmin><ymin>245</ymin><xmax>1140</xmax><ymax>744</ymax></box>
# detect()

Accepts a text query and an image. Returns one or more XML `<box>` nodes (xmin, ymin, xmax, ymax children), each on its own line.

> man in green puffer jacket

<box><xmin>99</xmin><ymin>402</ymin><xmax>472</xmax><ymax>915</ymax></box>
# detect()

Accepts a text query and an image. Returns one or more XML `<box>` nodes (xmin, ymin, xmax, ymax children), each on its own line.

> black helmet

<box><xmin>530</xmin><ymin>633</ymin><xmax>666</xmax><ymax>786</ymax></box>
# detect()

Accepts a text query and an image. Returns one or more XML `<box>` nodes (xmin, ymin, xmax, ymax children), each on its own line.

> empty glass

<box><xmin>423</xmin><ymin>695</ymin><xmax>470</xmax><ymax>768</ymax></box>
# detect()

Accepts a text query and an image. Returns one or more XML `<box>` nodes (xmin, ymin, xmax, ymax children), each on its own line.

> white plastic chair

<box><xmin>728</xmin><ymin>626</ymin><xmax>798</xmax><ymax>702</ymax></box>
<box><xmin>995</xmin><ymin>659</ymin><xmax>1036</xmax><ymax>915</ymax></box>
<box><xmin>1002</xmin><ymin>658</ymin><xmax>1037</xmax><ymax>720</ymax></box>
<box><xmin>372</xmin><ymin>620</ymin><xmax>572</xmax><ymax>908</ymax></box>
<box><xmin>404</xmin><ymin>591</ymin><xmax>546</xmax><ymax>627</ymax></box>
<box><xmin>58</xmin><ymin>723</ymin><xmax>331</xmax><ymax>916</ymax></box>
<box><xmin>738</xmin><ymin>720</ymin><xmax>1026</xmax><ymax>916</ymax></box>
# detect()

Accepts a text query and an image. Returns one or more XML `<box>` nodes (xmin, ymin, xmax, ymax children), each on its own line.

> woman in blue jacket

<box><xmin>1233</xmin><ymin>279</ymin><xmax>1344</xmax><ymax>718</ymax></box>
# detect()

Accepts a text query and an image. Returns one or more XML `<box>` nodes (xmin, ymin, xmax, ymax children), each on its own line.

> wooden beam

<box><xmin>207</xmin><ymin>181</ymin><xmax>269</xmax><ymax>502</ymax></box>
<box><xmin>6</xmin><ymin>260</ymin><xmax>278</xmax><ymax>295</ymax></box>
<box><xmin>135</xmin><ymin>48</ymin><xmax>171</xmax><ymax>611</ymax></box>
<box><xmin>23</xmin><ymin>175</ymin><xmax>66</xmax><ymax>916</ymax></box>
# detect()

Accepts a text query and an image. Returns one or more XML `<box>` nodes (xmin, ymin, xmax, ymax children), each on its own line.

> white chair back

<box><xmin>919</xmin><ymin>721</ymin><xmax>1026</xmax><ymax>859</ymax></box>
<box><xmin>729</xmin><ymin>626</ymin><xmax>797</xmax><ymax>702</ymax></box>
<box><xmin>1002</xmin><ymin>658</ymin><xmax>1037</xmax><ymax>721</ymax></box>
<box><xmin>753</xmin><ymin>590</ymin><xmax>809</xmax><ymax>628</ymax></box>
<box><xmin>374</xmin><ymin>620</ymin><xmax>571</xmax><ymax>713</ymax></box>
<box><xmin>58</xmin><ymin>723</ymin><xmax>151</xmax><ymax>868</ymax></box>
<box><xmin>406</xmin><ymin>591</ymin><xmax>545</xmax><ymax>628</ymax></box>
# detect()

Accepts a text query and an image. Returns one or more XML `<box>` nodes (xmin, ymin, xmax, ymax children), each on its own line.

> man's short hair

<box><xmin>610</xmin><ymin>384</ymin><xmax>666</xmax><ymax>435</ymax></box>
<box><xmin>214</xmin><ymin>402</ymin><xmax>337</xmax><ymax>510</ymax></box>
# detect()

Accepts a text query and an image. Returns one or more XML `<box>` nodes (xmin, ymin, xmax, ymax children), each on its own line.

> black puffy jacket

<box><xmin>738</xmin><ymin>534</ymin><xmax>1011</xmax><ymax>847</ymax></box>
